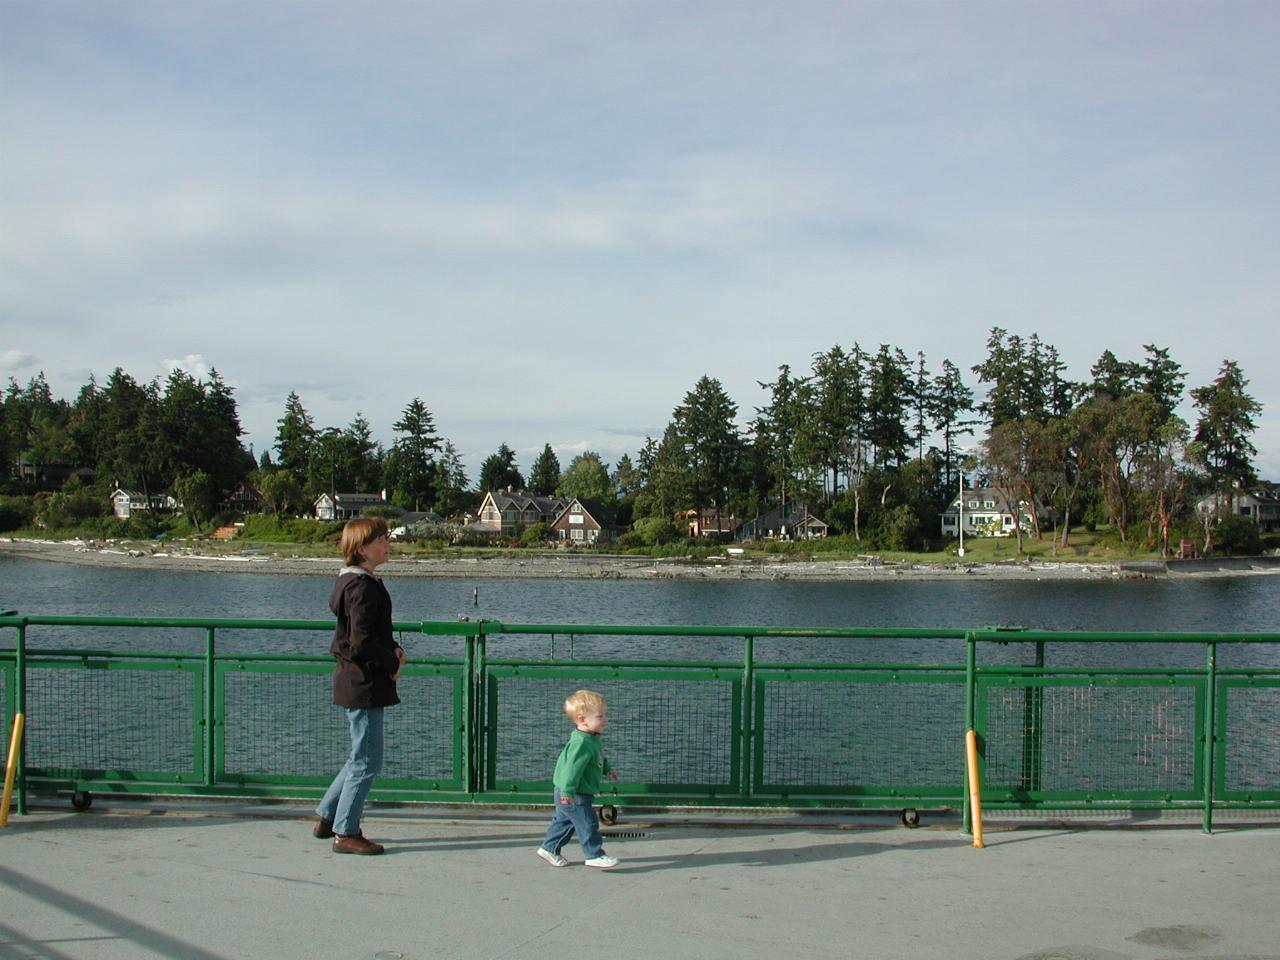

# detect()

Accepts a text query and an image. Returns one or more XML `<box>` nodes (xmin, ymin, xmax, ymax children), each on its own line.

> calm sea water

<box><xmin>3</xmin><ymin>556</ymin><xmax>1277</xmax><ymax>668</ymax></box>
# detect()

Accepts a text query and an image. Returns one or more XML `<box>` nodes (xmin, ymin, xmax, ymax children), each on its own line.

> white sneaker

<box><xmin>585</xmin><ymin>855</ymin><xmax>619</xmax><ymax>869</ymax></box>
<box><xmin>537</xmin><ymin>847</ymin><xmax>569</xmax><ymax>867</ymax></box>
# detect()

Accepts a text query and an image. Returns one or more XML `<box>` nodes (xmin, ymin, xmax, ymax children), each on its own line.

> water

<box><xmin>2</xmin><ymin>556</ymin><xmax>1278</xmax><ymax>667</ymax></box>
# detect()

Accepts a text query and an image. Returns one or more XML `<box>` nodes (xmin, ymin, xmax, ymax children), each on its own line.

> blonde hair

<box><xmin>339</xmin><ymin>517</ymin><xmax>390</xmax><ymax>566</ymax></box>
<box><xmin>563</xmin><ymin>689</ymin><xmax>607</xmax><ymax>721</ymax></box>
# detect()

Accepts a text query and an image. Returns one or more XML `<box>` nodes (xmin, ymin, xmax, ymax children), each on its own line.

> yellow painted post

<box><xmin>965</xmin><ymin>729</ymin><xmax>985</xmax><ymax>849</ymax></box>
<box><xmin>1</xmin><ymin>713</ymin><xmax>24</xmax><ymax>827</ymax></box>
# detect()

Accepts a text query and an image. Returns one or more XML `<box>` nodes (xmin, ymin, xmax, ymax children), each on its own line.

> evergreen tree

<box><xmin>930</xmin><ymin>359</ymin><xmax>977</xmax><ymax>493</ymax></box>
<box><xmin>673</xmin><ymin>375</ymin><xmax>743</xmax><ymax>529</ymax></box>
<box><xmin>1192</xmin><ymin>360</ymin><xmax>1262</xmax><ymax>504</ymax></box>
<box><xmin>973</xmin><ymin>327</ymin><xmax>1028</xmax><ymax>426</ymax></box>
<box><xmin>611</xmin><ymin>454</ymin><xmax>639</xmax><ymax>498</ymax></box>
<box><xmin>274</xmin><ymin>392</ymin><xmax>315</xmax><ymax>484</ymax></box>
<box><xmin>477</xmin><ymin>443</ymin><xmax>524</xmax><ymax>493</ymax></box>
<box><xmin>528</xmin><ymin>444</ymin><xmax>561</xmax><ymax>496</ymax></box>
<box><xmin>433</xmin><ymin>440</ymin><xmax>471</xmax><ymax>516</ymax></box>
<box><xmin>865</xmin><ymin>344</ymin><xmax>911</xmax><ymax>468</ymax></box>
<box><xmin>385</xmin><ymin>398</ymin><xmax>442</xmax><ymax>511</ymax></box>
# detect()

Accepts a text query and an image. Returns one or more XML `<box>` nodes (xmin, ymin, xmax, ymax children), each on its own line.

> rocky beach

<box><xmin>0</xmin><ymin>536</ymin><xmax>1151</xmax><ymax>581</ymax></box>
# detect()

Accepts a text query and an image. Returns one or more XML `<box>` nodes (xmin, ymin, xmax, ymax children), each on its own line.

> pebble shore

<box><xmin>1</xmin><ymin>537</ymin><xmax>1128</xmax><ymax>581</ymax></box>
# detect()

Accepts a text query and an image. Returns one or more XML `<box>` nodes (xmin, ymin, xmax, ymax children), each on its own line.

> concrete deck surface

<box><xmin>1</xmin><ymin>804</ymin><xmax>1278</xmax><ymax>960</ymax></box>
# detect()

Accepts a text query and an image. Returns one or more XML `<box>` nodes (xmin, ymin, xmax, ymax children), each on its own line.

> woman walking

<box><xmin>313</xmin><ymin>517</ymin><xmax>405</xmax><ymax>855</ymax></box>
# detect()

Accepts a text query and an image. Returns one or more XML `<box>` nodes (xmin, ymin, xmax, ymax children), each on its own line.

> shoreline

<box><xmin>4</xmin><ymin>537</ymin><xmax>1275</xmax><ymax>581</ymax></box>
<box><xmin>0</xmin><ymin>536</ymin><xmax>1224</xmax><ymax>582</ymax></box>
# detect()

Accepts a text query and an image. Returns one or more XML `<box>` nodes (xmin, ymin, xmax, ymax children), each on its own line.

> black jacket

<box><xmin>329</xmin><ymin>568</ymin><xmax>401</xmax><ymax>709</ymax></box>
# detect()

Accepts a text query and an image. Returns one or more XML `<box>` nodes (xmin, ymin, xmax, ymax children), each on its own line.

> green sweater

<box><xmin>552</xmin><ymin>728</ymin><xmax>612</xmax><ymax>795</ymax></box>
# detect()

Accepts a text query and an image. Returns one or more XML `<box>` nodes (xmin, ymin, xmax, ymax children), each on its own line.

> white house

<box><xmin>314</xmin><ymin>491</ymin><xmax>386</xmax><ymax>521</ymax></box>
<box><xmin>940</xmin><ymin>487</ymin><xmax>1040</xmax><ymax>538</ymax></box>
<box><xmin>1194</xmin><ymin>484</ymin><xmax>1280</xmax><ymax>534</ymax></box>
<box><xmin>110</xmin><ymin>487</ymin><xmax>179</xmax><ymax>519</ymax></box>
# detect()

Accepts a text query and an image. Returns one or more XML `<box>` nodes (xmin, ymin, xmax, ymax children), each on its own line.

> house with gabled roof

<box><xmin>476</xmin><ymin>490</ymin><xmax>570</xmax><ymax>534</ymax></box>
<box><xmin>549</xmin><ymin>497</ymin><xmax>617</xmax><ymax>544</ymax></box>
<box><xmin>1194</xmin><ymin>482</ymin><xmax>1280</xmax><ymax>533</ymax></box>
<box><xmin>735</xmin><ymin>502</ymin><xmax>828</xmax><ymax>541</ymax></box>
<box><xmin>939</xmin><ymin>487</ymin><xmax>1041</xmax><ymax>538</ymax></box>
<box><xmin>110</xmin><ymin>486</ymin><xmax>179</xmax><ymax>519</ymax></box>
<box><xmin>314</xmin><ymin>491</ymin><xmax>386</xmax><ymax>521</ymax></box>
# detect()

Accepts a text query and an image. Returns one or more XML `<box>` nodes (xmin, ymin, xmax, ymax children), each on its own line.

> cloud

<box><xmin>163</xmin><ymin>353</ymin><xmax>211</xmax><ymax>381</ymax></box>
<box><xmin>0</xmin><ymin>349</ymin><xmax>38</xmax><ymax>371</ymax></box>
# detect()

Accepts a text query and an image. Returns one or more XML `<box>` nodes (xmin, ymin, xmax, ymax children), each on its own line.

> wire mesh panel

<box><xmin>981</xmin><ymin>678</ymin><xmax>1200</xmax><ymax>798</ymax></box>
<box><xmin>486</xmin><ymin>668</ymin><xmax>739</xmax><ymax>794</ymax></box>
<box><xmin>754</xmin><ymin>671</ymin><xmax>965</xmax><ymax>796</ymax></box>
<box><xmin>219</xmin><ymin>662</ymin><xmax>464</xmax><ymax>789</ymax></box>
<box><xmin>23</xmin><ymin>659</ymin><xmax>201</xmax><ymax>779</ymax></box>
<box><xmin>1219</xmin><ymin>679</ymin><xmax>1280</xmax><ymax>799</ymax></box>
<box><xmin>1</xmin><ymin>658</ymin><xmax>11</xmax><ymax>761</ymax></box>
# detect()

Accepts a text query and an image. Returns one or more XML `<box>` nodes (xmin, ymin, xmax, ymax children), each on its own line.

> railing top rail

<box><xmin>969</xmin><ymin>627</ymin><xmax>1280</xmax><ymax>643</ymax></box>
<box><xmin>489</xmin><ymin>622</ymin><xmax>969</xmax><ymax>639</ymax></box>
<box><xmin>0</xmin><ymin>614</ymin><xmax>479</xmax><ymax>636</ymax></box>
<box><xmin>1</xmin><ymin>614</ymin><xmax>1277</xmax><ymax>644</ymax></box>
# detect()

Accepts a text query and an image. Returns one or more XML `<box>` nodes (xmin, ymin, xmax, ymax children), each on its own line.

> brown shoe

<box><xmin>333</xmin><ymin>833</ymin><xmax>385</xmax><ymax>855</ymax></box>
<box><xmin>312</xmin><ymin>818</ymin><xmax>335</xmax><ymax>839</ymax></box>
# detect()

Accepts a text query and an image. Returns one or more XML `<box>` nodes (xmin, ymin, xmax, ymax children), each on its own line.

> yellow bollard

<box><xmin>1</xmin><ymin>713</ymin><xmax>24</xmax><ymax>827</ymax></box>
<box><xmin>965</xmin><ymin>728</ymin><xmax>985</xmax><ymax>849</ymax></box>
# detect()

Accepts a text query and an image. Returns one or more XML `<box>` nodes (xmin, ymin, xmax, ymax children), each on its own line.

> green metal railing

<box><xmin>2</xmin><ymin>614</ymin><xmax>1278</xmax><ymax>832</ymax></box>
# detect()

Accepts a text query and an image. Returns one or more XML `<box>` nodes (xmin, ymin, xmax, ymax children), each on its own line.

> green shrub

<box><xmin>0</xmin><ymin>495</ymin><xmax>36</xmax><ymax>532</ymax></box>
<box><xmin>519</xmin><ymin>522</ymin><xmax>551</xmax><ymax>547</ymax></box>
<box><xmin>1208</xmin><ymin>514</ymin><xmax>1264</xmax><ymax>556</ymax></box>
<box><xmin>235</xmin><ymin>514</ymin><xmax>344</xmax><ymax>543</ymax></box>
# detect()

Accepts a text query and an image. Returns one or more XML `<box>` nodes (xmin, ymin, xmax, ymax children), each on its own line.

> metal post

<box><xmin>205</xmin><ymin>627</ymin><xmax>216</xmax><ymax>786</ymax></box>
<box><xmin>963</xmin><ymin>632</ymin><xmax>975</xmax><ymax>833</ymax></box>
<box><xmin>14</xmin><ymin>622</ymin><xmax>25</xmax><ymax>815</ymax></box>
<box><xmin>1202</xmin><ymin>641</ymin><xmax>1217</xmax><ymax>834</ymax></box>
<box><xmin>1021</xmin><ymin>641</ymin><xmax>1045</xmax><ymax>793</ymax></box>
<box><xmin>461</xmin><ymin>626</ymin><xmax>474</xmax><ymax>796</ymax></box>
<box><xmin>741</xmin><ymin>634</ymin><xmax>754</xmax><ymax>800</ymax></box>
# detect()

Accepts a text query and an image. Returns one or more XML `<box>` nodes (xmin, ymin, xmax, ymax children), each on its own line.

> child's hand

<box><xmin>558</xmin><ymin>794</ymin><xmax>576</xmax><ymax>805</ymax></box>
<box><xmin>607</xmin><ymin>770</ymin><xmax>620</xmax><ymax>780</ymax></box>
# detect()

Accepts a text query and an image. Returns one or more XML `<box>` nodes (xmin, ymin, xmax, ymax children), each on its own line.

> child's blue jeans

<box><xmin>541</xmin><ymin>788</ymin><xmax>605</xmax><ymax>858</ymax></box>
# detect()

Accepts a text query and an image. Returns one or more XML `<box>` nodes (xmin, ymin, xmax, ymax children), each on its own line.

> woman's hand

<box><xmin>391</xmin><ymin>647</ymin><xmax>407</xmax><ymax>681</ymax></box>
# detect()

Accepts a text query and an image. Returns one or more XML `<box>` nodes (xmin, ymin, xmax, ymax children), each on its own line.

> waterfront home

<box><xmin>549</xmin><ymin>497</ymin><xmax>616</xmax><ymax>544</ymax></box>
<box><xmin>678</xmin><ymin>508</ymin><xmax>738</xmax><ymax>540</ymax></box>
<box><xmin>220</xmin><ymin>481</ymin><xmax>263</xmax><ymax>516</ymax></box>
<box><xmin>735</xmin><ymin>502</ymin><xmax>828</xmax><ymax>541</ymax></box>
<box><xmin>313</xmin><ymin>491</ymin><xmax>386</xmax><ymax>521</ymax></box>
<box><xmin>476</xmin><ymin>490</ymin><xmax>570</xmax><ymax>534</ymax></box>
<box><xmin>939</xmin><ymin>487</ymin><xmax>1041</xmax><ymax>538</ymax></box>
<box><xmin>1194</xmin><ymin>483</ymin><xmax>1280</xmax><ymax>534</ymax></box>
<box><xmin>110</xmin><ymin>486</ymin><xmax>180</xmax><ymax>519</ymax></box>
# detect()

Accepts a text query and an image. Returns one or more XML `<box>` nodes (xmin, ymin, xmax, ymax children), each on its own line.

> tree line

<box><xmin>1</xmin><ymin>331</ymin><xmax>1266</xmax><ymax>553</ymax></box>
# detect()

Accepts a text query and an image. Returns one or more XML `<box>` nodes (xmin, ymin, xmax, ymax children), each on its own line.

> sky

<box><xmin>2</xmin><ymin>0</ymin><xmax>1278</xmax><ymax>483</ymax></box>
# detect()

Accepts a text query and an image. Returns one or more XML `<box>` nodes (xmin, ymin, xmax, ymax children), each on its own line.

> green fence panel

<box><xmin>1217</xmin><ymin>675</ymin><xmax>1280</xmax><ymax>803</ymax></box>
<box><xmin>22</xmin><ymin>655</ymin><xmax>204</xmax><ymax>787</ymax></box>
<box><xmin>215</xmin><ymin>658</ymin><xmax>468</xmax><ymax>797</ymax></box>
<box><xmin>752</xmin><ymin>668</ymin><xmax>966</xmax><ymax>805</ymax></box>
<box><xmin>482</xmin><ymin>664</ymin><xmax>742</xmax><ymax>804</ymax></box>
<box><xmin>977</xmin><ymin>672</ymin><xmax>1203</xmax><ymax>805</ymax></box>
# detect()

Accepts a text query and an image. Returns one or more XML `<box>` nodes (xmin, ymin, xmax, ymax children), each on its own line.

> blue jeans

<box><xmin>316</xmin><ymin>707</ymin><xmax>384</xmax><ymax>836</ymax></box>
<box><xmin>541</xmin><ymin>788</ymin><xmax>605</xmax><ymax>859</ymax></box>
